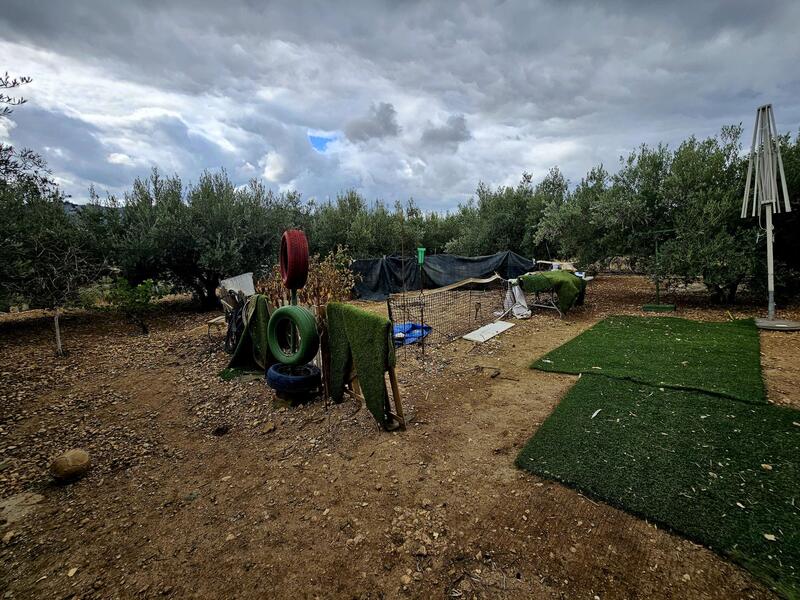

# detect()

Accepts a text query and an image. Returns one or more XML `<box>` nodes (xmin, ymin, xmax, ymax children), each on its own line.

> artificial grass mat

<box><xmin>532</xmin><ymin>316</ymin><xmax>764</xmax><ymax>404</ymax></box>
<box><xmin>516</xmin><ymin>375</ymin><xmax>800</xmax><ymax>597</ymax></box>
<box><xmin>518</xmin><ymin>270</ymin><xmax>586</xmax><ymax>315</ymax></box>
<box><xmin>327</xmin><ymin>302</ymin><xmax>395</xmax><ymax>427</ymax></box>
<box><xmin>218</xmin><ymin>366</ymin><xmax>261</xmax><ymax>381</ymax></box>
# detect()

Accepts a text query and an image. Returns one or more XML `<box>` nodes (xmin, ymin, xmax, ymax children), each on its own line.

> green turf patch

<box><xmin>516</xmin><ymin>375</ymin><xmax>800</xmax><ymax>597</ymax></box>
<box><xmin>532</xmin><ymin>316</ymin><xmax>764</xmax><ymax>403</ymax></box>
<box><xmin>218</xmin><ymin>366</ymin><xmax>262</xmax><ymax>381</ymax></box>
<box><xmin>327</xmin><ymin>302</ymin><xmax>395</xmax><ymax>427</ymax></box>
<box><xmin>518</xmin><ymin>271</ymin><xmax>587</xmax><ymax>314</ymax></box>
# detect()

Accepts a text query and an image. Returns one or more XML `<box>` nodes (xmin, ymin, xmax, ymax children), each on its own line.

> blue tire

<box><xmin>266</xmin><ymin>363</ymin><xmax>321</xmax><ymax>394</ymax></box>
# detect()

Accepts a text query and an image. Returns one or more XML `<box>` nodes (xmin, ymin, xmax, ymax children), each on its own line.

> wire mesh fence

<box><xmin>387</xmin><ymin>276</ymin><xmax>508</xmax><ymax>357</ymax></box>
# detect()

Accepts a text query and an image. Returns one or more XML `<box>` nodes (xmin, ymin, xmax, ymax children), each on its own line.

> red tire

<box><xmin>280</xmin><ymin>229</ymin><xmax>309</xmax><ymax>289</ymax></box>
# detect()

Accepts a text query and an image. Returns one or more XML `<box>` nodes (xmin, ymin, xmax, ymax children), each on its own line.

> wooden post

<box><xmin>53</xmin><ymin>307</ymin><xmax>64</xmax><ymax>357</ymax></box>
<box><xmin>318</xmin><ymin>305</ymin><xmax>331</xmax><ymax>406</ymax></box>
<box><xmin>388</xmin><ymin>366</ymin><xmax>406</xmax><ymax>430</ymax></box>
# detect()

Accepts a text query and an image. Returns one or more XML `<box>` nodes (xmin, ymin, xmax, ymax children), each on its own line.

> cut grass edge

<box><xmin>515</xmin><ymin>453</ymin><xmax>798</xmax><ymax>600</ymax></box>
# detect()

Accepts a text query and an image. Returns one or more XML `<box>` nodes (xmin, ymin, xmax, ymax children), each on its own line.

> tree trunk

<box><xmin>53</xmin><ymin>307</ymin><xmax>64</xmax><ymax>356</ymax></box>
<box><xmin>723</xmin><ymin>282</ymin><xmax>738</xmax><ymax>304</ymax></box>
<box><xmin>196</xmin><ymin>277</ymin><xmax>221</xmax><ymax>310</ymax></box>
<box><xmin>130</xmin><ymin>316</ymin><xmax>149</xmax><ymax>335</ymax></box>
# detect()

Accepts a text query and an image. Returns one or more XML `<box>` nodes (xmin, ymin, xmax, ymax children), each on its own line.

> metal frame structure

<box><xmin>741</xmin><ymin>104</ymin><xmax>791</xmax><ymax>320</ymax></box>
<box><xmin>387</xmin><ymin>274</ymin><xmax>507</xmax><ymax>357</ymax></box>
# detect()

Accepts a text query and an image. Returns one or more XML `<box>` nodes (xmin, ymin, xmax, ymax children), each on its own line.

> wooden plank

<box><xmin>388</xmin><ymin>366</ymin><xmax>405</xmax><ymax>429</ymax></box>
<box><xmin>462</xmin><ymin>321</ymin><xmax>514</xmax><ymax>342</ymax></box>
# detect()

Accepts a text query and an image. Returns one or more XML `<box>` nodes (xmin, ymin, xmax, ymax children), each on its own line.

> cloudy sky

<box><xmin>2</xmin><ymin>1</ymin><xmax>799</xmax><ymax>209</ymax></box>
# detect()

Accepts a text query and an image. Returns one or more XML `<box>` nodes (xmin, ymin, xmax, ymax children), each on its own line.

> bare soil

<box><xmin>1</xmin><ymin>276</ymin><xmax>798</xmax><ymax>599</ymax></box>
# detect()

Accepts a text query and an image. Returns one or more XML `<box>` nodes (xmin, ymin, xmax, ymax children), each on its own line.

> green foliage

<box><xmin>110</xmin><ymin>169</ymin><xmax>308</xmax><ymax>309</ymax></box>
<box><xmin>108</xmin><ymin>278</ymin><xmax>162</xmax><ymax>334</ymax></box>
<box><xmin>4</xmin><ymin>125</ymin><xmax>800</xmax><ymax>314</ymax></box>
<box><xmin>445</xmin><ymin>173</ymin><xmax>538</xmax><ymax>256</ymax></box>
<box><xmin>0</xmin><ymin>176</ymin><xmax>100</xmax><ymax>311</ymax></box>
<box><xmin>535</xmin><ymin>127</ymin><xmax>800</xmax><ymax>303</ymax></box>
<box><xmin>657</xmin><ymin>126</ymin><xmax>755</xmax><ymax>302</ymax></box>
<box><xmin>536</xmin><ymin>165</ymin><xmax>610</xmax><ymax>265</ymax></box>
<box><xmin>309</xmin><ymin>192</ymin><xmax>454</xmax><ymax>258</ymax></box>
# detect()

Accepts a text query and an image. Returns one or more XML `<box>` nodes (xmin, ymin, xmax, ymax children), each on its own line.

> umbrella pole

<box><xmin>766</xmin><ymin>204</ymin><xmax>775</xmax><ymax>320</ymax></box>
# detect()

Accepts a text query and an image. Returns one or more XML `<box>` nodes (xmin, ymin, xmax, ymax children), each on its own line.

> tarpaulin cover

<box><xmin>392</xmin><ymin>322</ymin><xmax>432</xmax><ymax>346</ymax></box>
<box><xmin>228</xmin><ymin>294</ymin><xmax>274</xmax><ymax>370</ymax></box>
<box><xmin>352</xmin><ymin>251</ymin><xmax>533</xmax><ymax>300</ymax></box>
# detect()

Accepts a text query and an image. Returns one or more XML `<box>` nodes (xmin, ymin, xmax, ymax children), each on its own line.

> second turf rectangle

<box><xmin>516</xmin><ymin>375</ymin><xmax>799</xmax><ymax>597</ymax></box>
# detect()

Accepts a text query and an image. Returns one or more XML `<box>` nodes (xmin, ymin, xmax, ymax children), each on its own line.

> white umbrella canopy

<box><xmin>741</xmin><ymin>104</ymin><xmax>794</xmax><ymax>325</ymax></box>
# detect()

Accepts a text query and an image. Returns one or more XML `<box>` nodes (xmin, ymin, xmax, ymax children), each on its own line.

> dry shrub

<box><xmin>256</xmin><ymin>246</ymin><xmax>359</xmax><ymax>308</ymax></box>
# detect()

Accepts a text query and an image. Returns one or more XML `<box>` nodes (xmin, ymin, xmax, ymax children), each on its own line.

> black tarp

<box><xmin>352</xmin><ymin>251</ymin><xmax>534</xmax><ymax>300</ymax></box>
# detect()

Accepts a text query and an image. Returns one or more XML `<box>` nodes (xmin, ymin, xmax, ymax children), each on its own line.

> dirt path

<box><xmin>1</xmin><ymin>277</ymin><xmax>798</xmax><ymax>599</ymax></box>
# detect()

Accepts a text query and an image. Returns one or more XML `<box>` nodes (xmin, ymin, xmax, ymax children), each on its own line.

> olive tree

<box><xmin>0</xmin><ymin>180</ymin><xmax>101</xmax><ymax>354</ymax></box>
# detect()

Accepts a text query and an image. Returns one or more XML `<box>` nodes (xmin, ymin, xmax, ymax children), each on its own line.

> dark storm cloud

<box><xmin>344</xmin><ymin>103</ymin><xmax>400</xmax><ymax>143</ymax></box>
<box><xmin>421</xmin><ymin>115</ymin><xmax>471</xmax><ymax>148</ymax></box>
<box><xmin>1</xmin><ymin>0</ymin><xmax>799</xmax><ymax>207</ymax></box>
<box><xmin>9</xmin><ymin>107</ymin><xmax>133</xmax><ymax>189</ymax></box>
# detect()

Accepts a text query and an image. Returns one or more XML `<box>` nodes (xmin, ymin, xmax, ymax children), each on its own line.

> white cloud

<box><xmin>0</xmin><ymin>117</ymin><xmax>16</xmax><ymax>142</ymax></box>
<box><xmin>260</xmin><ymin>151</ymin><xmax>285</xmax><ymax>182</ymax></box>
<box><xmin>107</xmin><ymin>152</ymin><xmax>134</xmax><ymax>165</ymax></box>
<box><xmin>0</xmin><ymin>2</ymin><xmax>799</xmax><ymax>206</ymax></box>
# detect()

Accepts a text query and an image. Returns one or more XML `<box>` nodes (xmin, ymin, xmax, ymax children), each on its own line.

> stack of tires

<box><xmin>265</xmin><ymin>230</ymin><xmax>321</xmax><ymax>400</ymax></box>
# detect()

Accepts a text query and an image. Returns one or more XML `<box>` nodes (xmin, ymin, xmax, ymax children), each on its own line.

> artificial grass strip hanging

<box><xmin>532</xmin><ymin>316</ymin><xmax>765</xmax><ymax>404</ymax></box>
<box><xmin>516</xmin><ymin>375</ymin><xmax>800</xmax><ymax>598</ymax></box>
<box><xmin>518</xmin><ymin>271</ymin><xmax>586</xmax><ymax>314</ymax></box>
<box><xmin>327</xmin><ymin>302</ymin><xmax>395</xmax><ymax>426</ymax></box>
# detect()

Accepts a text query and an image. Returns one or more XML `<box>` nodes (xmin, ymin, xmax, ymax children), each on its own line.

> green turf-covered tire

<box><xmin>267</xmin><ymin>306</ymin><xmax>319</xmax><ymax>366</ymax></box>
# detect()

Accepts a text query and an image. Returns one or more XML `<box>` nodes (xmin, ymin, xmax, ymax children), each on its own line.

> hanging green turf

<box><xmin>518</xmin><ymin>271</ymin><xmax>586</xmax><ymax>314</ymax></box>
<box><xmin>532</xmin><ymin>316</ymin><xmax>765</xmax><ymax>404</ymax></box>
<box><xmin>516</xmin><ymin>375</ymin><xmax>800</xmax><ymax>598</ymax></box>
<box><xmin>327</xmin><ymin>302</ymin><xmax>395</xmax><ymax>427</ymax></box>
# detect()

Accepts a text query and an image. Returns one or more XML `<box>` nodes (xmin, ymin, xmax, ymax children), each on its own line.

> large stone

<box><xmin>49</xmin><ymin>449</ymin><xmax>91</xmax><ymax>482</ymax></box>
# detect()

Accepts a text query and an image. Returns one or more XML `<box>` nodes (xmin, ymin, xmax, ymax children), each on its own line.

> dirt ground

<box><xmin>1</xmin><ymin>275</ymin><xmax>799</xmax><ymax>600</ymax></box>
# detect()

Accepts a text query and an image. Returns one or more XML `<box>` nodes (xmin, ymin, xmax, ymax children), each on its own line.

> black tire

<box><xmin>266</xmin><ymin>363</ymin><xmax>321</xmax><ymax>394</ymax></box>
<box><xmin>224</xmin><ymin>305</ymin><xmax>245</xmax><ymax>353</ymax></box>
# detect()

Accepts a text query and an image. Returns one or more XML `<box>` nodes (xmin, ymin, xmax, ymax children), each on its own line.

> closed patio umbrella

<box><xmin>741</xmin><ymin>104</ymin><xmax>794</xmax><ymax>327</ymax></box>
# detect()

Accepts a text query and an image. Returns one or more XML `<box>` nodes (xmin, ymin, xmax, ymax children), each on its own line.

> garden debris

<box><xmin>462</xmin><ymin>321</ymin><xmax>513</xmax><ymax>343</ymax></box>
